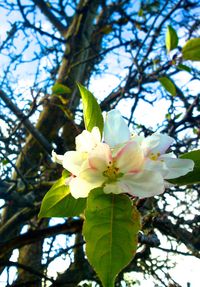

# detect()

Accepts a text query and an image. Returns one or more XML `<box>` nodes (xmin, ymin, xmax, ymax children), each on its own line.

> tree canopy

<box><xmin>0</xmin><ymin>0</ymin><xmax>199</xmax><ymax>286</ymax></box>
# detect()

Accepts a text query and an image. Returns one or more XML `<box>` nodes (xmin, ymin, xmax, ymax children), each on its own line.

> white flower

<box><xmin>52</xmin><ymin>126</ymin><xmax>101</xmax><ymax>167</ymax></box>
<box><xmin>52</xmin><ymin>109</ymin><xmax>194</xmax><ymax>199</ymax></box>
<box><xmin>75</xmin><ymin>127</ymin><xmax>101</xmax><ymax>152</ymax></box>
<box><xmin>66</xmin><ymin>141</ymin><xmax>165</xmax><ymax>198</ymax></box>
<box><xmin>52</xmin><ymin>127</ymin><xmax>102</xmax><ymax>197</ymax></box>
<box><xmin>140</xmin><ymin>133</ymin><xmax>194</xmax><ymax>179</ymax></box>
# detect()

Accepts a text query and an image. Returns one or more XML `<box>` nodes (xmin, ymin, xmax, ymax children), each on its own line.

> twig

<box><xmin>0</xmin><ymin>90</ymin><xmax>52</xmax><ymax>154</ymax></box>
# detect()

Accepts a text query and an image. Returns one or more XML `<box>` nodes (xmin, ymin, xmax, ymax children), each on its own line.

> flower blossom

<box><xmin>53</xmin><ymin>109</ymin><xmax>194</xmax><ymax>199</ymax></box>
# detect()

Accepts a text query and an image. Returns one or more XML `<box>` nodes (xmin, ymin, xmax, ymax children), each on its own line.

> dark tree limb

<box><xmin>0</xmin><ymin>90</ymin><xmax>52</xmax><ymax>154</ymax></box>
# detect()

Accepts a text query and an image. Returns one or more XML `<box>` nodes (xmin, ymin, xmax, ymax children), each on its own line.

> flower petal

<box><xmin>119</xmin><ymin>170</ymin><xmax>165</xmax><ymax>198</ymax></box>
<box><xmin>143</xmin><ymin>133</ymin><xmax>174</xmax><ymax>155</ymax></box>
<box><xmin>115</xmin><ymin>141</ymin><xmax>144</xmax><ymax>173</ymax></box>
<box><xmin>52</xmin><ymin>150</ymin><xmax>64</xmax><ymax>165</ymax></box>
<box><xmin>80</xmin><ymin>167</ymin><xmax>105</xmax><ymax>185</ymax></box>
<box><xmin>144</xmin><ymin>158</ymin><xmax>169</xmax><ymax>177</ymax></box>
<box><xmin>62</xmin><ymin>151</ymin><xmax>87</xmax><ymax>176</ymax></box>
<box><xmin>104</xmin><ymin>109</ymin><xmax>130</xmax><ymax>147</ymax></box>
<box><xmin>88</xmin><ymin>143</ymin><xmax>112</xmax><ymax>171</ymax></box>
<box><xmin>69</xmin><ymin>177</ymin><xmax>98</xmax><ymax>198</ymax></box>
<box><xmin>161</xmin><ymin>157</ymin><xmax>194</xmax><ymax>179</ymax></box>
<box><xmin>103</xmin><ymin>182</ymin><xmax>122</xmax><ymax>194</ymax></box>
<box><xmin>75</xmin><ymin>127</ymin><xmax>101</xmax><ymax>152</ymax></box>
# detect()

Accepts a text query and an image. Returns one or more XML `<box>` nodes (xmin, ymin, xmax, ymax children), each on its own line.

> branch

<box><xmin>0</xmin><ymin>259</ymin><xmax>55</xmax><ymax>284</ymax></box>
<box><xmin>0</xmin><ymin>204</ymin><xmax>40</xmax><ymax>243</ymax></box>
<box><xmin>0</xmin><ymin>219</ymin><xmax>83</xmax><ymax>257</ymax></box>
<box><xmin>32</xmin><ymin>0</ymin><xmax>67</xmax><ymax>35</ymax></box>
<box><xmin>153</xmin><ymin>215</ymin><xmax>200</xmax><ymax>256</ymax></box>
<box><xmin>0</xmin><ymin>90</ymin><xmax>52</xmax><ymax>154</ymax></box>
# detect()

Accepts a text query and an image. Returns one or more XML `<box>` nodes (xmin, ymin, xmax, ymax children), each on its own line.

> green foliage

<box><xmin>38</xmin><ymin>173</ymin><xmax>86</xmax><ymax>218</ymax></box>
<box><xmin>176</xmin><ymin>64</ymin><xmax>191</xmax><ymax>73</ymax></box>
<box><xmin>166</xmin><ymin>25</ymin><xmax>178</xmax><ymax>53</ymax></box>
<box><xmin>182</xmin><ymin>38</ymin><xmax>200</xmax><ymax>61</ymax></box>
<box><xmin>168</xmin><ymin>149</ymin><xmax>200</xmax><ymax>185</ymax></box>
<box><xmin>83</xmin><ymin>188</ymin><xmax>141</xmax><ymax>287</ymax></box>
<box><xmin>77</xmin><ymin>83</ymin><xmax>104</xmax><ymax>136</ymax></box>
<box><xmin>138</xmin><ymin>8</ymin><xmax>143</xmax><ymax>17</ymax></box>
<box><xmin>158</xmin><ymin>77</ymin><xmax>176</xmax><ymax>96</ymax></box>
<box><xmin>52</xmin><ymin>83</ymin><xmax>72</xmax><ymax>95</ymax></box>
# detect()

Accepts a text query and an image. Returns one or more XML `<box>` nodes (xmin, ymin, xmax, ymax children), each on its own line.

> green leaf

<box><xmin>159</xmin><ymin>77</ymin><xmax>176</xmax><ymax>96</ymax></box>
<box><xmin>52</xmin><ymin>83</ymin><xmax>71</xmax><ymax>95</ymax></box>
<box><xmin>2</xmin><ymin>159</ymin><xmax>9</xmax><ymax>165</ymax></box>
<box><xmin>168</xmin><ymin>149</ymin><xmax>200</xmax><ymax>185</ymax></box>
<box><xmin>77</xmin><ymin>83</ymin><xmax>104</xmax><ymax>136</ymax></box>
<box><xmin>177</xmin><ymin>64</ymin><xmax>191</xmax><ymax>73</ymax></box>
<box><xmin>38</xmin><ymin>175</ymin><xmax>86</xmax><ymax>218</ymax></box>
<box><xmin>138</xmin><ymin>8</ymin><xmax>143</xmax><ymax>17</ymax></box>
<box><xmin>83</xmin><ymin>188</ymin><xmax>141</xmax><ymax>287</ymax></box>
<box><xmin>182</xmin><ymin>38</ymin><xmax>200</xmax><ymax>61</ymax></box>
<box><xmin>166</xmin><ymin>25</ymin><xmax>179</xmax><ymax>53</ymax></box>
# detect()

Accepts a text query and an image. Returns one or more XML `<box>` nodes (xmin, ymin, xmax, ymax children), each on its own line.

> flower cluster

<box><xmin>53</xmin><ymin>110</ymin><xmax>194</xmax><ymax>199</ymax></box>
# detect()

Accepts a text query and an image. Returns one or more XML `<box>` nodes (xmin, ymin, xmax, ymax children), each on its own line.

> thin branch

<box><xmin>0</xmin><ymin>259</ymin><xmax>55</xmax><ymax>283</ymax></box>
<box><xmin>0</xmin><ymin>90</ymin><xmax>52</xmax><ymax>154</ymax></box>
<box><xmin>0</xmin><ymin>218</ymin><xmax>83</xmax><ymax>257</ymax></box>
<box><xmin>32</xmin><ymin>0</ymin><xmax>67</xmax><ymax>35</ymax></box>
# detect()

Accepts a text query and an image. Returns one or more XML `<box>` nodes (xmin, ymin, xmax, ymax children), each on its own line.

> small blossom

<box><xmin>70</xmin><ymin>140</ymin><xmax>165</xmax><ymax>198</ymax></box>
<box><xmin>75</xmin><ymin>127</ymin><xmax>101</xmax><ymax>152</ymax></box>
<box><xmin>52</xmin><ymin>127</ymin><xmax>101</xmax><ymax>168</ymax></box>
<box><xmin>140</xmin><ymin>133</ymin><xmax>194</xmax><ymax>179</ymax></box>
<box><xmin>52</xmin><ymin>109</ymin><xmax>194</xmax><ymax>199</ymax></box>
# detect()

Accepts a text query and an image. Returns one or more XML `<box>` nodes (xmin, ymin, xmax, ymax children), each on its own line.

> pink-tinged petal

<box><xmin>88</xmin><ymin>143</ymin><xmax>112</xmax><ymax>171</ymax></box>
<box><xmin>62</xmin><ymin>151</ymin><xmax>87</xmax><ymax>176</ymax></box>
<box><xmin>52</xmin><ymin>150</ymin><xmax>64</xmax><ymax>165</ymax></box>
<box><xmin>119</xmin><ymin>170</ymin><xmax>165</xmax><ymax>198</ymax></box>
<box><xmin>103</xmin><ymin>182</ymin><xmax>122</xmax><ymax>194</ymax></box>
<box><xmin>104</xmin><ymin>109</ymin><xmax>130</xmax><ymax>147</ymax></box>
<box><xmin>69</xmin><ymin>177</ymin><xmax>98</xmax><ymax>198</ymax></box>
<box><xmin>115</xmin><ymin>141</ymin><xmax>144</xmax><ymax>173</ymax></box>
<box><xmin>75</xmin><ymin>127</ymin><xmax>101</xmax><ymax>152</ymax></box>
<box><xmin>162</xmin><ymin>157</ymin><xmax>194</xmax><ymax>179</ymax></box>
<box><xmin>143</xmin><ymin>133</ymin><xmax>174</xmax><ymax>155</ymax></box>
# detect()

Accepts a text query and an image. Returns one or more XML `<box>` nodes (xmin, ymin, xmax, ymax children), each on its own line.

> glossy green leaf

<box><xmin>52</xmin><ymin>83</ymin><xmax>71</xmax><ymax>95</ymax></box>
<box><xmin>77</xmin><ymin>83</ymin><xmax>104</xmax><ymax>136</ymax></box>
<box><xmin>177</xmin><ymin>64</ymin><xmax>191</xmax><ymax>73</ymax></box>
<box><xmin>38</xmin><ymin>175</ymin><xmax>86</xmax><ymax>218</ymax></box>
<box><xmin>159</xmin><ymin>77</ymin><xmax>176</xmax><ymax>96</ymax></box>
<box><xmin>168</xmin><ymin>149</ymin><xmax>200</xmax><ymax>185</ymax></box>
<box><xmin>83</xmin><ymin>188</ymin><xmax>141</xmax><ymax>287</ymax></box>
<box><xmin>166</xmin><ymin>25</ymin><xmax>178</xmax><ymax>53</ymax></box>
<box><xmin>182</xmin><ymin>38</ymin><xmax>200</xmax><ymax>61</ymax></box>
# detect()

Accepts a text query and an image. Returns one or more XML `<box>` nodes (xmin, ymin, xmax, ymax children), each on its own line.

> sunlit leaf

<box><xmin>168</xmin><ymin>149</ymin><xmax>200</xmax><ymax>185</ymax></box>
<box><xmin>83</xmin><ymin>188</ymin><xmax>141</xmax><ymax>287</ymax></box>
<box><xmin>182</xmin><ymin>38</ymin><xmax>200</xmax><ymax>61</ymax></box>
<box><xmin>77</xmin><ymin>83</ymin><xmax>104</xmax><ymax>136</ymax></box>
<box><xmin>38</xmin><ymin>173</ymin><xmax>86</xmax><ymax>218</ymax></box>
<box><xmin>52</xmin><ymin>83</ymin><xmax>71</xmax><ymax>95</ymax></box>
<box><xmin>166</xmin><ymin>25</ymin><xmax>178</xmax><ymax>53</ymax></box>
<box><xmin>159</xmin><ymin>77</ymin><xmax>176</xmax><ymax>96</ymax></box>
